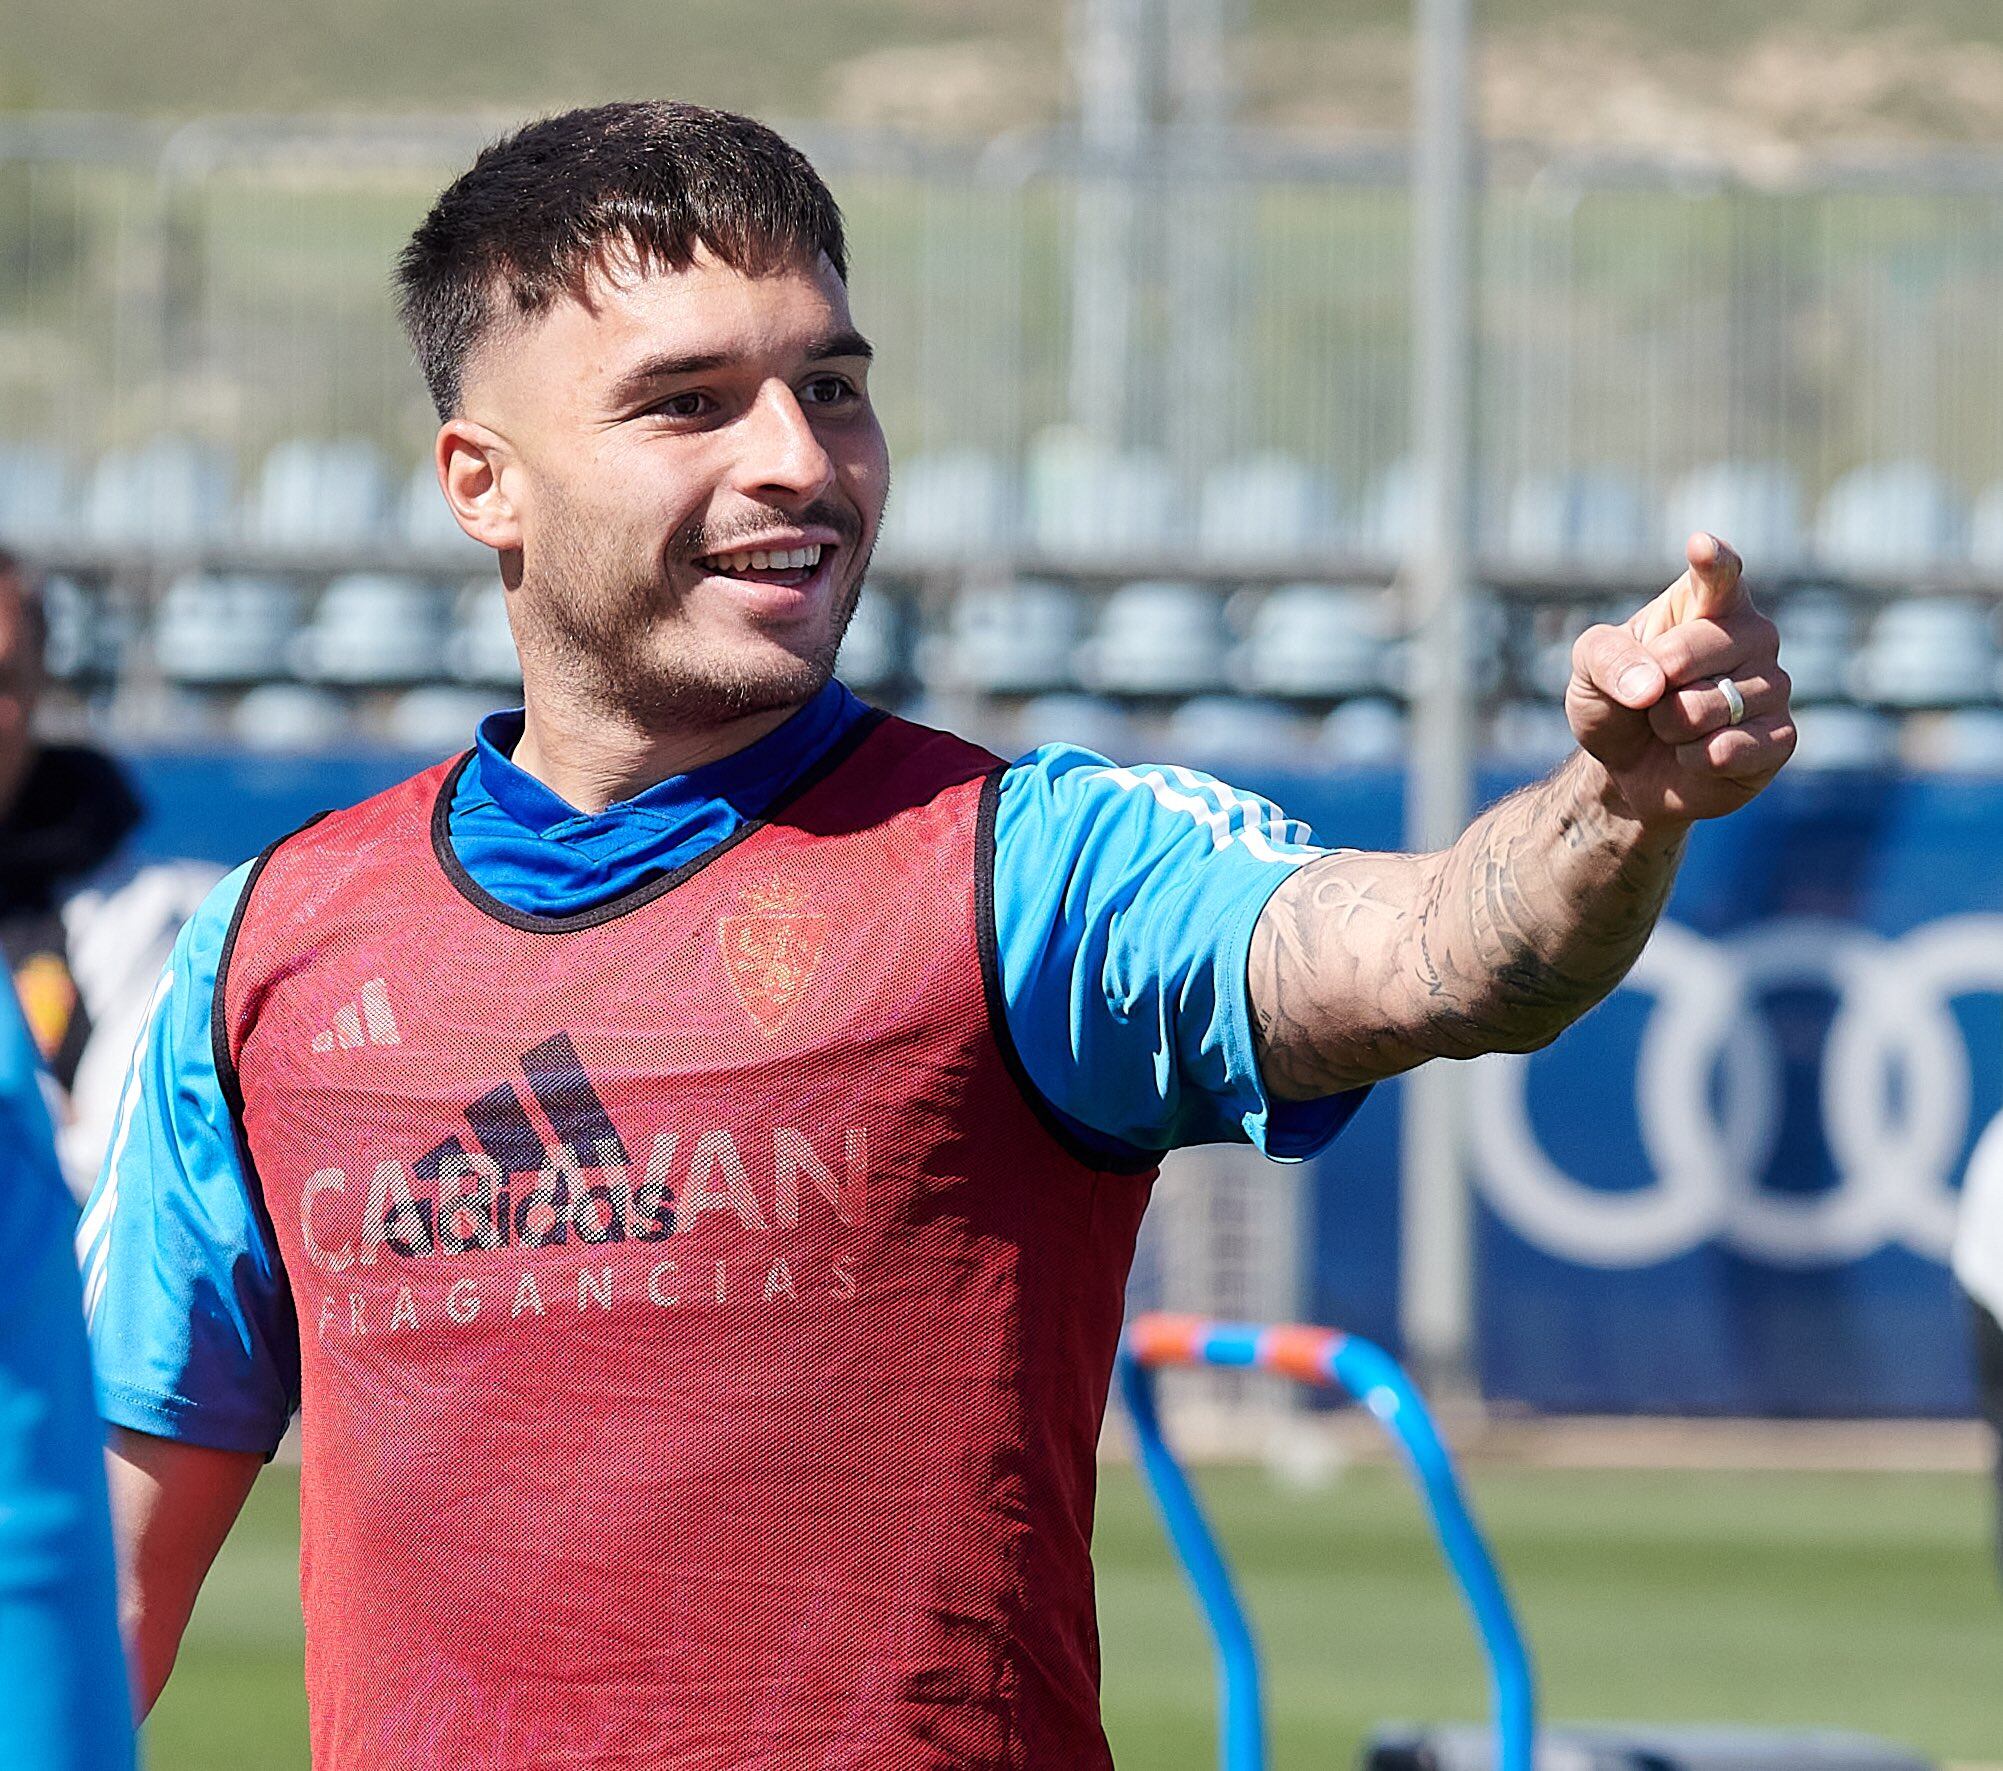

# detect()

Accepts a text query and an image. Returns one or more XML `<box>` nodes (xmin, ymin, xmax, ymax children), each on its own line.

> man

<box><xmin>0</xmin><ymin>975</ymin><xmax>134</xmax><ymax>1769</ymax></box>
<box><xmin>81</xmin><ymin>103</ymin><xmax>1793</xmax><ymax>1769</ymax></box>
<box><xmin>0</xmin><ymin>553</ymin><xmax>219</xmax><ymax>1196</ymax></box>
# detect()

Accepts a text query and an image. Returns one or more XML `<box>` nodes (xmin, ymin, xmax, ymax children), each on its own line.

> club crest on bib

<box><xmin>719</xmin><ymin>875</ymin><xmax>827</xmax><ymax>1033</ymax></box>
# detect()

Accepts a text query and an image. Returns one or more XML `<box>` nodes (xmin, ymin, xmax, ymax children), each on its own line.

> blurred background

<box><xmin>7</xmin><ymin>0</ymin><xmax>2003</xmax><ymax>1765</ymax></box>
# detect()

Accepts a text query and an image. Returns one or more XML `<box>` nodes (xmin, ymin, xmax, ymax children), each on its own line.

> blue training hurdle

<box><xmin>1115</xmin><ymin>1312</ymin><xmax>1539</xmax><ymax>1771</ymax></box>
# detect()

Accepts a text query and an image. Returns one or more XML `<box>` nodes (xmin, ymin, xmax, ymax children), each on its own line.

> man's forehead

<box><xmin>470</xmin><ymin>245</ymin><xmax>854</xmax><ymax>409</ymax></box>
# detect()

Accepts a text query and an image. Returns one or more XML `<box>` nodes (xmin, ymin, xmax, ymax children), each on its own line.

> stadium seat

<box><xmin>1318</xmin><ymin>695</ymin><xmax>1407</xmax><ymax>765</ymax></box>
<box><xmin>876</xmin><ymin>449</ymin><xmax>1014</xmax><ymax>562</ymax></box>
<box><xmin>82</xmin><ymin>437</ymin><xmax>236</xmax><ymax>552</ymax></box>
<box><xmin>1849</xmin><ymin>597</ymin><xmax>1999</xmax><ymax>708</ymax></box>
<box><xmin>1355</xmin><ymin>458</ymin><xmax>1420</xmax><ymax>558</ymax></box>
<box><xmin>1504</xmin><ymin>470</ymin><xmax>1651</xmax><ymax>566</ymax></box>
<box><xmin>0</xmin><ymin>444</ymin><xmax>74</xmax><ymax>547</ymax></box>
<box><xmin>153</xmin><ymin>574</ymin><xmax>302</xmax><ymax>686</ymax></box>
<box><xmin>1025</xmin><ymin>428</ymin><xmax>1177</xmax><ymax>561</ymax></box>
<box><xmin>399</xmin><ymin>461</ymin><xmax>489</xmax><ymax>563</ymax></box>
<box><xmin>1386</xmin><ymin>593</ymin><xmax>1508</xmax><ymax>700</ymax></box>
<box><xmin>1196</xmin><ymin>453</ymin><xmax>1332</xmax><ymax>563</ymax></box>
<box><xmin>385</xmin><ymin>686</ymin><xmax>501</xmax><ymax>755</ymax></box>
<box><xmin>1353</xmin><ymin>458</ymin><xmax>1499</xmax><ymax>561</ymax></box>
<box><xmin>445</xmin><ymin>580</ymin><xmax>521</xmax><ymax>687</ymax></box>
<box><xmin>1078</xmin><ymin>581</ymin><xmax>1229</xmax><ymax>697</ymax></box>
<box><xmin>289</xmin><ymin>574</ymin><xmax>449</xmax><ymax>685</ymax></box>
<box><xmin>232</xmin><ymin>683</ymin><xmax>352</xmax><ymax>752</ymax></box>
<box><xmin>1487</xmin><ymin>698</ymin><xmax>1578</xmax><ymax>768</ymax></box>
<box><xmin>916</xmin><ymin>579</ymin><xmax>1082</xmax><ymax>695</ymax></box>
<box><xmin>1012</xmin><ymin>692</ymin><xmax>1137</xmax><ymax>759</ymax></box>
<box><xmin>1767</xmin><ymin>588</ymin><xmax>1854</xmax><ymax>705</ymax></box>
<box><xmin>1161</xmin><ymin>694</ymin><xmax>1305</xmax><ymax>765</ymax></box>
<box><xmin>834</xmin><ymin>588</ymin><xmax>904</xmax><ymax>692</ymax></box>
<box><xmin>1234</xmin><ymin>582</ymin><xmax>1391</xmax><ymax>700</ymax></box>
<box><xmin>1661</xmin><ymin>460</ymin><xmax>1805</xmax><ymax>565</ymax></box>
<box><xmin>244</xmin><ymin>438</ymin><xmax>393</xmax><ymax>551</ymax></box>
<box><xmin>37</xmin><ymin>575</ymin><xmax>119</xmax><ymax>683</ymax></box>
<box><xmin>1919</xmin><ymin>708</ymin><xmax>2003</xmax><ymax>775</ymax></box>
<box><xmin>1812</xmin><ymin>461</ymin><xmax>1966</xmax><ymax>574</ymax></box>
<box><xmin>1969</xmin><ymin>481</ymin><xmax>2003</xmax><ymax>574</ymax></box>
<box><xmin>1788</xmin><ymin>704</ymin><xmax>1897</xmax><ymax>771</ymax></box>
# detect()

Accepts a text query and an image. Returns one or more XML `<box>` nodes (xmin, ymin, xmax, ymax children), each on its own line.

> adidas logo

<box><xmin>312</xmin><ymin>979</ymin><xmax>401</xmax><ymax>1054</ymax></box>
<box><xmin>422</xmin><ymin>1030</ymin><xmax>629</xmax><ymax>1185</ymax></box>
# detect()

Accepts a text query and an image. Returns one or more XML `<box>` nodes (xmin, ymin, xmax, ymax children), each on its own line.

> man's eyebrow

<box><xmin>806</xmin><ymin>328</ymin><xmax>874</xmax><ymax>363</ymax></box>
<box><xmin>605</xmin><ymin>330</ymin><xmax>875</xmax><ymax>409</ymax></box>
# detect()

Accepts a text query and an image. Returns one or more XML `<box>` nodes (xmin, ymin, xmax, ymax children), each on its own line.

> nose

<box><xmin>736</xmin><ymin>380</ymin><xmax>836</xmax><ymax>507</ymax></box>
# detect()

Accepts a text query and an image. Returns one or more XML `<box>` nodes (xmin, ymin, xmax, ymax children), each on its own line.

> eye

<box><xmin>801</xmin><ymin>374</ymin><xmax>859</xmax><ymax>408</ymax></box>
<box><xmin>646</xmin><ymin>390</ymin><xmax>714</xmax><ymax>421</ymax></box>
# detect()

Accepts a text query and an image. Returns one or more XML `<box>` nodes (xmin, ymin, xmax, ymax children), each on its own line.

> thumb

<box><xmin>1570</xmin><ymin>621</ymin><xmax>1666</xmax><ymax>765</ymax></box>
<box><xmin>1684</xmin><ymin>531</ymin><xmax>1744</xmax><ymax>620</ymax></box>
<box><xmin>1567</xmin><ymin>621</ymin><xmax>1665</xmax><ymax>759</ymax></box>
<box><xmin>1570</xmin><ymin>621</ymin><xmax>1665</xmax><ymax>712</ymax></box>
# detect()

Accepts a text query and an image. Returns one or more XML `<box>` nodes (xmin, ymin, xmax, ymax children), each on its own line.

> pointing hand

<box><xmin>1564</xmin><ymin>533</ymin><xmax>1795</xmax><ymax>827</ymax></box>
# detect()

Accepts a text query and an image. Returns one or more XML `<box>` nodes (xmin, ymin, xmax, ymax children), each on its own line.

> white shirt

<box><xmin>1954</xmin><ymin>1109</ymin><xmax>2003</xmax><ymax>1321</ymax></box>
<box><xmin>54</xmin><ymin>857</ymin><xmax>219</xmax><ymax>1198</ymax></box>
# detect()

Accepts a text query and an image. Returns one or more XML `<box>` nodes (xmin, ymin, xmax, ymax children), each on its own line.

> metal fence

<box><xmin>9</xmin><ymin>115</ymin><xmax>2003</xmax><ymax>566</ymax></box>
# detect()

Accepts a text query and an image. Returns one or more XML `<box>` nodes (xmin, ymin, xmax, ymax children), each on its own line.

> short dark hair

<box><xmin>395</xmin><ymin>102</ymin><xmax>849</xmax><ymax>419</ymax></box>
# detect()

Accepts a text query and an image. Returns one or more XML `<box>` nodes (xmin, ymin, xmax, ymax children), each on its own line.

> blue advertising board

<box><xmin>123</xmin><ymin>749</ymin><xmax>1992</xmax><ymax>1417</ymax></box>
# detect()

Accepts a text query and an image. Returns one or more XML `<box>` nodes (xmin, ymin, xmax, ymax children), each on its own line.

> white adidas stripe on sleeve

<box><xmin>1087</xmin><ymin>764</ymin><xmax>1327</xmax><ymax>865</ymax></box>
<box><xmin>77</xmin><ymin>966</ymin><xmax>172</xmax><ymax>1329</ymax></box>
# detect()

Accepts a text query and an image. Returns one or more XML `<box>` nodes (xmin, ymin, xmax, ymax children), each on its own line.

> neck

<box><xmin>0</xmin><ymin>740</ymin><xmax>35</xmax><ymax>824</ymax></box>
<box><xmin>511</xmin><ymin>693</ymin><xmax>804</xmax><ymax>816</ymax></box>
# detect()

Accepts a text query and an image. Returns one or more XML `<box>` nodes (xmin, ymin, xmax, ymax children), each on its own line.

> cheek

<box><xmin>608</xmin><ymin>445</ymin><xmax>722</xmax><ymax>547</ymax></box>
<box><xmin>837</xmin><ymin>420</ymin><xmax>892</xmax><ymax>514</ymax></box>
<box><xmin>545</xmin><ymin>462</ymin><xmax>695</xmax><ymax>556</ymax></box>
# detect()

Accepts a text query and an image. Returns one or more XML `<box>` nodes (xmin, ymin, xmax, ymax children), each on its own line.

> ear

<box><xmin>435</xmin><ymin>419</ymin><xmax>522</xmax><ymax>552</ymax></box>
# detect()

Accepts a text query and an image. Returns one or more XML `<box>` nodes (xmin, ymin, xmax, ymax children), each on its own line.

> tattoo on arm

<box><xmin>1249</xmin><ymin>753</ymin><xmax>1686</xmax><ymax>1099</ymax></box>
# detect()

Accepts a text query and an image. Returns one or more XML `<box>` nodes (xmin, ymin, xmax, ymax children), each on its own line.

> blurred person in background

<box><xmin>0</xmin><ymin>969</ymin><xmax>135</xmax><ymax>1768</ymax></box>
<box><xmin>1956</xmin><ymin>1111</ymin><xmax>2003</xmax><ymax>1588</ymax></box>
<box><xmin>78</xmin><ymin>104</ymin><xmax>1794</xmax><ymax>1770</ymax></box>
<box><xmin>0</xmin><ymin>548</ymin><xmax>219</xmax><ymax>1196</ymax></box>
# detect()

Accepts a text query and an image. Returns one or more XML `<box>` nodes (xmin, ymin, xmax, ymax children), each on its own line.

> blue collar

<box><xmin>447</xmin><ymin>681</ymin><xmax>870</xmax><ymax>918</ymax></box>
<box><xmin>470</xmin><ymin>679</ymin><xmax>866</xmax><ymax>843</ymax></box>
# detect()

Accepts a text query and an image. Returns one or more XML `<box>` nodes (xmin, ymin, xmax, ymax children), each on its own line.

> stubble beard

<box><xmin>516</xmin><ymin>487</ymin><xmax>874</xmax><ymax>733</ymax></box>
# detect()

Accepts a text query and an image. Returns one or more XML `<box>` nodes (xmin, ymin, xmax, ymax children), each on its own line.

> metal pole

<box><xmin>1401</xmin><ymin>0</ymin><xmax>1478</xmax><ymax>1390</ymax></box>
<box><xmin>1067</xmin><ymin>0</ymin><xmax>1152</xmax><ymax>445</ymax></box>
<box><xmin>1163</xmin><ymin>0</ymin><xmax>1238</xmax><ymax>532</ymax></box>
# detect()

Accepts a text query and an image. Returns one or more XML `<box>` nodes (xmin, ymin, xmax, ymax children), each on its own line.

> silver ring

<box><xmin>1717</xmin><ymin>677</ymin><xmax>1747</xmax><ymax>727</ymax></box>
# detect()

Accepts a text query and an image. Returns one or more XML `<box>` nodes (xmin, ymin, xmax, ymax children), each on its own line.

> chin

<box><xmin>625</xmin><ymin>637</ymin><xmax>841</xmax><ymax>726</ymax></box>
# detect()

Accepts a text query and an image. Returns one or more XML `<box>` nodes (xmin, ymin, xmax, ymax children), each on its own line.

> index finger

<box><xmin>1645</xmin><ymin>617</ymin><xmax>1747</xmax><ymax>687</ymax></box>
<box><xmin>1685</xmin><ymin>531</ymin><xmax>1744</xmax><ymax>620</ymax></box>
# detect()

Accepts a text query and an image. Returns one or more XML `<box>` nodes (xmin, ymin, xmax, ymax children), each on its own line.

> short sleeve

<box><xmin>989</xmin><ymin>746</ymin><xmax>1370</xmax><ymax>1162</ymax></box>
<box><xmin>75</xmin><ymin>862</ymin><xmax>300</xmax><ymax>1457</ymax></box>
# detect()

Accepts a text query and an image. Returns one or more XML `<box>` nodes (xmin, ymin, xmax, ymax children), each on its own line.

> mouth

<box><xmin>692</xmin><ymin>541</ymin><xmax>829</xmax><ymax>590</ymax></box>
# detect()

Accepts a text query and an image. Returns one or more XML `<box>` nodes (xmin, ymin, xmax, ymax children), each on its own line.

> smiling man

<box><xmin>80</xmin><ymin>103</ymin><xmax>1793</xmax><ymax>1769</ymax></box>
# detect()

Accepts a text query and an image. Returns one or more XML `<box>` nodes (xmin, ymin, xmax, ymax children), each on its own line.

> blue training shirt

<box><xmin>80</xmin><ymin>682</ymin><xmax>1367</xmax><ymax>1456</ymax></box>
<box><xmin>0</xmin><ymin>983</ymin><xmax>135</xmax><ymax>1770</ymax></box>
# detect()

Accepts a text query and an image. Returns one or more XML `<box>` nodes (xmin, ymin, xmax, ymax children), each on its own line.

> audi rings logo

<box><xmin>1471</xmin><ymin>915</ymin><xmax>2003</xmax><ymax>1270</ymax></box>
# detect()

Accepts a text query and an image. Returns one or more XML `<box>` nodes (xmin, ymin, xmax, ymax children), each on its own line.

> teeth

<box><xmin>703</xmin><ymin>544</ymin><xmax>824</xmax><ymax>575</ymax></box>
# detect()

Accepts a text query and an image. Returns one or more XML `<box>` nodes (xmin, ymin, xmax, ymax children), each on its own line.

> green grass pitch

<box><xmin>145</xmin><ymin>1462</ymin><xmax>2003</xmax><ymax>1768</ymax></box>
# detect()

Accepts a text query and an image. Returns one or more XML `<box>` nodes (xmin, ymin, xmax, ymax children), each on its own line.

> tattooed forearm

<box><xmin>1249</xmin><ymin>752</ymin><xmax>1687</xmax><ymax>1098</ymax></box>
